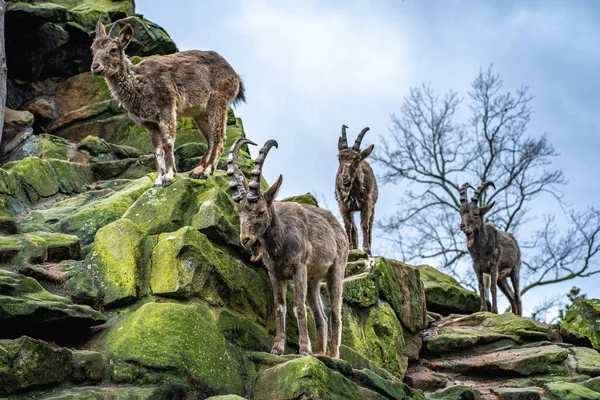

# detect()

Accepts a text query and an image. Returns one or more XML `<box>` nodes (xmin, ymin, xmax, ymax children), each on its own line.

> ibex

<box><xmin>459</xmin><ymin>181</ymin><xmax>522</xmax><ymax>316</ymax></box>
<box><xmin>228</xmin><ymin>138</ymin><xmax>348</xmax><ymax>358</ymax></box>
<box><xmin>335</xmin><ymin>125</ymin><xmax>378</xmax><ymax>255</ymax></box>
<box><xmin>91</xmin><ymin>15</ymin><xmax>245</xmax><ymax>187</ymax></box>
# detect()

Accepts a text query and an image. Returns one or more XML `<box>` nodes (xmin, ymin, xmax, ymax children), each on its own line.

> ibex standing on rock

<box><xmin>91</xmin><ymin>16</ymin><xmax>245</xmax><ymax>187</ymax></box>
<box><xmin>335</xmin><ymin>125</ymin><xmax>378</xmax><ymax>255</ymax></box>
<box><xmin>459</xmin><ymin>181</ymin><xmax>522</xmax><ymax>316</ymax></box>
<box><xmin>228</xmin><ymin>138</ymin><xmax>348</xmax><ymax>358</ymax></box>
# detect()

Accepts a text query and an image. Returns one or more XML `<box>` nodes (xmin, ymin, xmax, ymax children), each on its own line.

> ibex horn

<box><xmin>459</xmin><ymin>183</ymin><xmax>473</xmax><ymax>205</ymax></box>
<box><xmin>471</xmin><ymin>181</ymin><xmax>496</xmax><ymax>205</ymax></box>
<box><xmin>108</xmin><ymin>20</ymin><xmax>120</xmax><ymax>38</ymax></box>
<box><xmin>339</xmin><ymin>124</ymin><xmax>349</xmax><ymax>150</ymax></box>
<box><xmin>227</xmin><ymin>138</ymin><xmax>256</xmax><ymax>202</ymax></box>
<box><xmin>247</xmin><ymin>139</ymin><xmax>279</xmax><ymax>202</ymax></box>
<box><xmin>96</xmin><ymin>12</ymin><xmax>106</xmax><ymax>38</ymax></box>
<box><xmin>353</xmin><ymin>127</ymin><xmax>370</xmax><ymax>151</ymax></box>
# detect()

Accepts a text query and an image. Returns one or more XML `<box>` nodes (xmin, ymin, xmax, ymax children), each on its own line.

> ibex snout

<box><xmin>240</xmin><ymin>235</ymin><xmax>257</xmax><ymax>251</ymax></box>
<box><xmin>91</xmin><ymin>62</ymin><xmax>104</xmax><ymax>76</ymax></box>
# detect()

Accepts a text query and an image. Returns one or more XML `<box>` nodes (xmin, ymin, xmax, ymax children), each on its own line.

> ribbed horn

<box><xmin>108</xmin><ymin>20</ymin><xmax>119</xmax><ymax>38</ymax></box>
<box><xmin>459</xmin><ymin>183</ymin><xmax>473</xmax><ymax>205</ymax></box>
<box><xmin>340</xmin><ymin>124</ymin><xmax>349</xmax><ymax>149</ymax></box>
<box><xmin>227</xmin><ymin>138</ymin><xmax>256</xmax><ymax>202</ymax></box>
<box><xmin>471</xmin><ymin>181</ymin><xmax>496</xmax><ymax>205</ymax></box>
<box><xmin>247</xmin><ymin>140</ymin><xmax>278</xmax><ymax>202</ymax></box>
<box><xmin>96</xmin><ymin>12</ymin><xmax>106</xmax><ymax>38</ymax></box>
<box><xmin>353</xmin><ymin>127</ymin><xmax>370</xmax><ymax>150</ymax></box>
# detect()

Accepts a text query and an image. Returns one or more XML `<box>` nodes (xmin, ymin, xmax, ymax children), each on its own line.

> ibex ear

<box><xmin>264</xmin><ymin>174</ymin><xmax>283</xmax><ymax>205</ymax></box>
<box><xmin>361</xmin><ymin>144</ymin><xmax>374</xmax><ymax>160</ymax></box>
<box><xmin>118</xmin><ymin>24</ymin><xmax>134</xmax><ymax>48</ymax></box>
<box><xmin>480</xmin><ymin>201</ymin><xmax>495</xmax><ymax>215</ymax></box>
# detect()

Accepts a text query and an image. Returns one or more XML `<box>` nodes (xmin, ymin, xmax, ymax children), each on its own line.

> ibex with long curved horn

<box><xmin>459</xmin><ymin>181</ymin><xmax>522</xmax><ymax>315</ymax></box>
<box><xmin>91</xmin><ymin>14</ymin><xmax>245</xmax><ymax>187</ymax></box>
<box><xmin>228</xmin><ymin>138</ymin><xmax>348</xmax><ymax>358</ymax></box>
<box><xmin>335</xmin><ymin>125</ymin><xmax>379</xmax><ymax>255</ymax></box>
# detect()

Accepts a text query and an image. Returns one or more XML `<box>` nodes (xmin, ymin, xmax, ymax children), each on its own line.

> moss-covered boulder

<box><xmin>562</xmin><ymin>298</ymin><xmax>600</xmax><ymax>350</ymax></box>
<box><xmin>281</xmin><ymin>193</ymin><xmax>319</xmax><ymax>207</ymax></box>
<box><xmin>0</xmin><ymin>336</ymin><xmax>72</xmax><ymax>395</ymax></box>
<box><xmin>343</xmin><ymin>273</ymin><xmax>378</xmax><ymax>307</ymax></box>
<box><xmin>544</xmin><ymin>381</ymin><xmax>600</xmax><ymax>400</ymax></box>
<box><xmin>87</xmin><ymin>218</ymin><xmax>148</xmax><ymax>306</ymax></box>
<box><xmin>0</xmin><ymin>270</ymin><xmax>106</xmax><ymax>339</ymax></box>
<box><xmin>427</xmin><ymin>385</ymin><xmax>481</xmax><ymax>400</ymax></box>
<box><xmin>418</xmin><ymin>264</ymin><xmax>481</xmax><ymax>315</ymax></box>
<box><xmin>11</xmin><ymin>157</ymin><xmax>60</xmax><ymax>197</ymax></box>
<box><xmin>149</xmin><ymin>226</ymin><xmax>271</xmax><ymax>324</ymax></box>
<box><xmin>100</xmin><ymin>302</ymin><xmax>245</xmax><ymax>395</ymax></box>
<box><xmin>191</xmin><ymin>185</ymin><xmax>240</xmax><ymax>247</ymax></box>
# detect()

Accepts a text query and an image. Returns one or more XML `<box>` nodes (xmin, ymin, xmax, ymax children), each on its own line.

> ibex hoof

<box><xmin>299</xmin><ymin>349</ymin><xmax>312</xmax><ymax>356</ymax></box>
<box><xmin>189</xmin><ymin>172</ymin><xmax>209</xmax><ymax>180</ymax></box>
<box><xmin>270</xmin><ymin>348</ymin><xmax>284</xmax><ymax>356</ymax></box>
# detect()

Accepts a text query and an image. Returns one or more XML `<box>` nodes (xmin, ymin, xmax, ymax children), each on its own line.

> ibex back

<box><xmin>228</xmin><ymin>138</ymin><xmax>349</xmax><ymax>358</ymax></box>
<box><xmin>91</xmin><ymin>16</ymin><xmax>245</xmax><ymax>187</ymax></box>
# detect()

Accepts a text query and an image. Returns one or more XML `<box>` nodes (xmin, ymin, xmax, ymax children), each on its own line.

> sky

<box><xmin>137</xmin><ymin>0</ymin><xmax>600</xmax><ymax>318</ymax></box>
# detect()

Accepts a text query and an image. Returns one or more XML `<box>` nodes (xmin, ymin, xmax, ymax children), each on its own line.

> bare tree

<box><xmin>374</xmin><ymin>65</ymin><xmax>600</xmax><ymax>297</ymax></box>
<box><xmin>0</xmin><ymin>1</ymin><xmax>7</xmax><ymax>145</ymax></box>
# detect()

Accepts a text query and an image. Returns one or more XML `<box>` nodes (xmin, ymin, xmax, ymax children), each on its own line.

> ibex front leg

<box><xmin>159</xmin><ymin>118</ymin><xmax>177</xmax><ymax>186</ymax></box>
<box><xmin>269</xmin><ymin>273</ymin><xmax>287</xmax><ymax>355</ymax></box>
<box><xmin>147</xmin><ymin>124</ymin><xmax>166</xmax><ymax>187</ymax></box>
<box><xmin>360</xmin><ymin>202</ymin><xmax>375</xmax><ymax>255</ymax></box>
<box><xmin>476</xmin><ymin>267</ymin><xmax>488</xmax><ymax>312</ymax></box>
<box><xmin>341</xmin><ymin>210</ymin><xmax>358</xmax><ymax>250</ymax></box>
<box><xmin>293</xmin><ymin>266</ymin><xmax>312</xmax><ymax>356</ymax></box>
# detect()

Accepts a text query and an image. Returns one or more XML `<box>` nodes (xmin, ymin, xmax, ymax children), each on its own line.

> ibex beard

<box><xmin>91</xmin><ymin>15</ymin><xmax>245</xmax><ymax>187</ymax></box>
<box><xmin>228</xmin><ymin>138</ymin><xmax>349</xmax><ymax>358</ymax></box>
<box><xmin>459</xmin><ymin>181</ymin><xmax>523</xmax><ymax>316</ymax></box>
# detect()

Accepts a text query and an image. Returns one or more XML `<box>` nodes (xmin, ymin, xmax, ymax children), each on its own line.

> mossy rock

<box><xmin>100</xmin><ymin>302</ymin><xmax>245</xmax><ymax>395</ymax></box>
<box><xmin>0</xmin><ymin>235</ymin><xmax>23</xmax><ymax>263</ymax></box>
<box><xmin>572</xmin><ymin>347</ymin><xmax>600</xmax><ymax>377</ymax></box>
<box><xmin>77</xmin><ymin>135</ymin><xmax>110</xmax><ymax>155</ymax></box>
<box><xmin>35</xmin><ymin>386</ymin><xmax>185</xmax><ymax>400</ymax></box>
<box><xmin>544</xmin><ymin>381</ymin><xmax>600</xmax><ymax>400</ymax></box>
<box><xmin>149</xmin><ymin>226</ymin><xmax>271</xmax><ymax>324</ymax></box>
<box><xmin>418</xmin><ymin>264</ymin><xmax>481</xmax><ymax>315</ymax></box>
<box><xmin>71</xmin><ymin>350</ymin><xmax>106</xmax><ymax>383</ymax></box>
<box><xmin>0</xmin><ymin>336</ymin><xmax>72</xmax><ymax>396</ymax></box>
<box><xmin>252</xmin><ymin>356</ymin><xmax>367</xmax><ymax>400</ymax></box>
<box><xmin>108</xmin><ymin>119</ymin><xmax>153</xmax><ymax>154</ymax></box>
<box><xmin>424</xmin><ymin>312</ymin><xmax>553</xmax><ymax>354</ymax></box>
<box><xmin>281</xmin><ymin>193</ymin><xmax>319</xmax><ymax>207</ymax></box>
<box><xmin>372</xmin><ymin>258</ymin><xmax>427</xmax><ymax>333</ymax></box>
<box><xmin>8</xmin><ymin>134</ymin><xmax>71</xmax><ymax>161</ymax></box>
<box><xmin>348</xmin><ymin>249</ymin><xmax>369</xmax><ymax>262</ymax></box>
<box><xmin>190</xmin><ymin>185</ymin><xmax>240</xmax><ymax>247</ymax></box>
<box><xmin>342</xmin><ymin>302</ymin><xmax>409</xmax><ymax>378</ymax></box>
<box><xmin>343</xmin><ymin>273</ymin><xmax>378</xmax><ymax>307</ymax></box>
<box><xmin>218</xmin><ymin>309</ymin><xmax>273</xmax><ymax>352</ymax></box>
<box><xmin>87</xmin><ymin>218</ymin><xmax>148</xmax><ymax>306</ymax></box>
<box><xmin>122</xmin><ymin>178</ymin><xmax>199</xmax><ymax>235</ymax></box>
<box><xmin>60</xmin><ymin>176</ymin><xmax>153</xmax><ymax>246</ymax></box>
<box><xmin>48</xmin><ymin>159</ymin><xmax>94</xmax><ymax>195</ymax></box>
<box><xmin>350</xmin><ymin>368</ymin><xmax>426</xmax><ymax>400</ymax></box>
<box><xmin>0</xmin><ymin>270</ymin><xmax>106</xmax><ymax>339</ymax></box>
<box><xmin>562</xmin><ymin>297</ymin><xmax>600</xmax><ymax>350</ymax></box>
<box><xmin>11</xmin><ymin>157</ymin><xmax>60</xmax><ymax>198</ymax></box>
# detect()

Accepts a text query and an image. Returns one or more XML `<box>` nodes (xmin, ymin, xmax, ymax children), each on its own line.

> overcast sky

<box><xmin>136</xmin><ymin>0</ymin><xmax>600</xmax><ymax>317</ymax></box>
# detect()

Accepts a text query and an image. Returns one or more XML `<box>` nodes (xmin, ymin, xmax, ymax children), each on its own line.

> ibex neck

<box><xmin>263</xmin><ymin>210</ymin><xmax>285</xmax><ymax>255</ymax></box>
<box><xmin>104</xmin><ymin>58</ymin><xmax>140</xmax><ymax>106</ymax></box>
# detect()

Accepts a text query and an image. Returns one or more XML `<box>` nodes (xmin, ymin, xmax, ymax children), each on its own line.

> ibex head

<box><xmin>228</xmin><ymin>138</ymin><xmax>283</xmax><ymax>253</ymax></box>
<box><xmin>337</xmin><ymin>125</ymin><xmax>374</xmax><ymax>188</ymax></box>
<box><xmin>91</xmin><ymin>13</ymin><xmax>134</xmax><ymax>76</ymax></box>
<box><xmin>459</xmin><ymin>181</ymin><xmax>496</xmax><ymax>247</ymax></box>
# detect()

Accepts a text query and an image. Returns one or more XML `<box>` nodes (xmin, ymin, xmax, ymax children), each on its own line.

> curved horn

<box><xmin>353</xmin><ymin>127</ymin><xmax>370</xmax><ymax>150</ymax></box>
<box><xmin>339</xmin><ymin>124</ymin><xmax>349</xmax><ymax>150</ymax></box>
<box><xmin>96</xmin><ymin>11</ymin><xmax>106</xmax><ymax>38</ymax></box>
<box><xmin>247</xmin><ymin>140</ymin><xmax>279</xmax><ymax>202</ymax></box>
<box><xmin>471</xmin><ymin>180</ymin><xmax>496</xmax><ymax>205</ymax></box>
<box><xmin>459</xmin><ymin>183</ymin><xmax>473</xmax><ymax>205</ymax></box>
<box><xmin>227</xmin><ymin>138</ymin><xmax>256</xmax><ymax>202</ymax></box>
<box><xmin>107</xmin><ymin>20</ymin><xmax>120</xmax><ymax>38</ymax></box>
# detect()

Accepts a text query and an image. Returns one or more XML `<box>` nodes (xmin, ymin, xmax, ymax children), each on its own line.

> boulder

<box><xmin>1</xmin><ymin>108</ymin><xmax>34</xmax><ymax>156</ymax></box>
<box><xmin>562</xmin><ymin>297</ymin><xmax>600</xmax><ymax>350</ymax></box>
<box><xmin>418</xmin><ymin>264</ymin><xmax>481</xmax><ymax>315</ymax></box>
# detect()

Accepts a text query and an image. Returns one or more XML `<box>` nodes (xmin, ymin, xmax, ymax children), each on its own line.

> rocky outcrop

<box><xmin>562</xmin><ymin>298</ymin><xmax>600</xmax><ymax>350</ymax></box>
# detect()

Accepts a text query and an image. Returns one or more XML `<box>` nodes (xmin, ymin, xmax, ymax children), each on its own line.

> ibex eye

<box><xmin>110</xmin><ymin>48</ymin><xmax>118</xmax><ymax>53</ymax></box>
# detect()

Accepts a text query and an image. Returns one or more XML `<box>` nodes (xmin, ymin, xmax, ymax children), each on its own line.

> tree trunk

<box><xmin>0</xmin><ymin>1</ymin><xmax>7</xmax><ymax>146</ymax></box>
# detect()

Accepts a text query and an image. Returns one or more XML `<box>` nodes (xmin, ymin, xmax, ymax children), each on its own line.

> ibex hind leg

<box><xmin>307</xmin><ymin>279</ymin><xmax>327</xmax><ymax>355</ymax></box>
<box><xmin>208</xmin><ymin>101</ymin><xmax>229</xmax><ymax>175</ymax></box>
<box><xmin>190</xmin><ymin>115</ymin><xmax>214</xmax><ymax>179</ymax></box>
<box><xmin>497</xmin><ymin>277</ymin><xmax>518</xmax><ymax>315</ymax></box>
<box><xmin>147</xmin><ymin>126</ymin><xmax>166</xmax><ymax>187</ymax></box>
<box><xmin>510</xmin><ymin>268</ymin><xmax>522</xmax><ymax>316</ymax></box>
<box><xmin>326</xmin><ymin>262</ymin><xmax>344</xmax><ymax>359</ymax></box>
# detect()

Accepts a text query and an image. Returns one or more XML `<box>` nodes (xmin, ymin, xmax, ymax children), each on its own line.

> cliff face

<box><xmin>1</xmin><ymin>1</ymin><xmax>599</xmax><ymax>400</ymax></box>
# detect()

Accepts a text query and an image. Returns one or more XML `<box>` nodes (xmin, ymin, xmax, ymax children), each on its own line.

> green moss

<box><xmin>60</xmin><ymin>176</ymin><xmax>153</xmax><ymax>245</ymax></box>
<box><xmin>418</xmin><ymin>265</ymin><xmax>481</xmax><ymax>315</ymax></box>
<box><xmin>427</xmin><ymin>385</ymin><xmax>481</xmax><ymax>399</ymax></box>
<box><xmin>581</xmin><ymin>376</ymin><xmax>600</xmax><ymax>393</ymax></box>
<box><xmin>281</xmin><ymin>193</ymin><xmax>319</xmax><ymax>207</ymax></box>
<box><xmin>572</xmin><ymin>347</ymin><xmax>600</xmax><ymax>376</ymax></box>
<box><xmin>87</xmin><ymin>218</ymin><xmax>146</xmax><ymax>306</ymax></box>
<box><xmin>343</xmin><ymin>273</ymin><xmax>378</xmax><ymax>307</ymax></box>
<box><xmin>109</xmin><ymin>119</ymin><xmax>153</xmax><ymax>154</ymax></box>
<box><xmin>38</xmin><ymin>134</ymin><xmax>70</xmax><ymax>160</ymax></box>
<box><xmin>0</xmin><ymin>235</ymin><xmax>23</xmax><ymax>263</ymax></box>
<box><xmin>373</xmin><ymin>258</ymin><xmax>427</xmax><ymax>333</ymax></box>
<box><xmin>544</xmin><ymin>382</ymin><xmax>600</xmax><ymax>400</ymax></box>
<box><xmin>123</xmin><ymin>178</ymin><xmax>197</xmax><ymax>234</ymax></box>
<box><xmin>218</xmin><ymin>309</ymin><xmax>273</xmax><ymax>352</ymax></box>
<box><xmin>48</xmin><ymin>160</ymin><xmax>94</xmax><ymax>194</ymax></box>
<box><xmin>100</xmin><ymin>302</ymin><xmax>244</xmax><ymax>394</ymax></box>
<box><xmin>176</xmin><ymin>117</ymin><xmax>198</xmax><ymax>132</ymax></box>
<box><xmin>78</xmin><ymin>135</ymin><xmax>109</xmax><ymax>155</ymax></box>
<box><xmin>352</xmin><ymin>368</ymin><xmax>426</xmax><ymax>400</ymax></box>
<box><xmin>252</xmin><ymin>356</ymin><xmax>366</xmax><ymax>400</ymax></box>
<box><xmin>191</xmin><ymin>185</ymin><xmax>240</xmax><ymax>246</ymax></box>
<box><xmin>563</xmin><ymin>298</ymin><xmax>600</xmax><ymax>350</ymax></box>
<box><xmin>12</xmin><ymin>157</ymin><xmax>59</xmax><ymax>198</ymax></box>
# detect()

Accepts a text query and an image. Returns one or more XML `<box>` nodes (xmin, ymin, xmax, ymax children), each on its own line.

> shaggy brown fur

<box><xmin>460</xmin><ymin>181</ymin><xmax>522</xmax><ymax>316</ymax></box>
<box><xmin>335</xmin><ymin>125</ymin><xmax>379</xmax><ymax>255</ymax></box>
<box><xmin>91</xmin><ymin>16</ymin><xmax>245</xmax><ymax>187</ymax></box>
<box><xmin>228</xmin><ymin>138</ymin><xmax>349</xmax><ymax>358</ymax></box>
